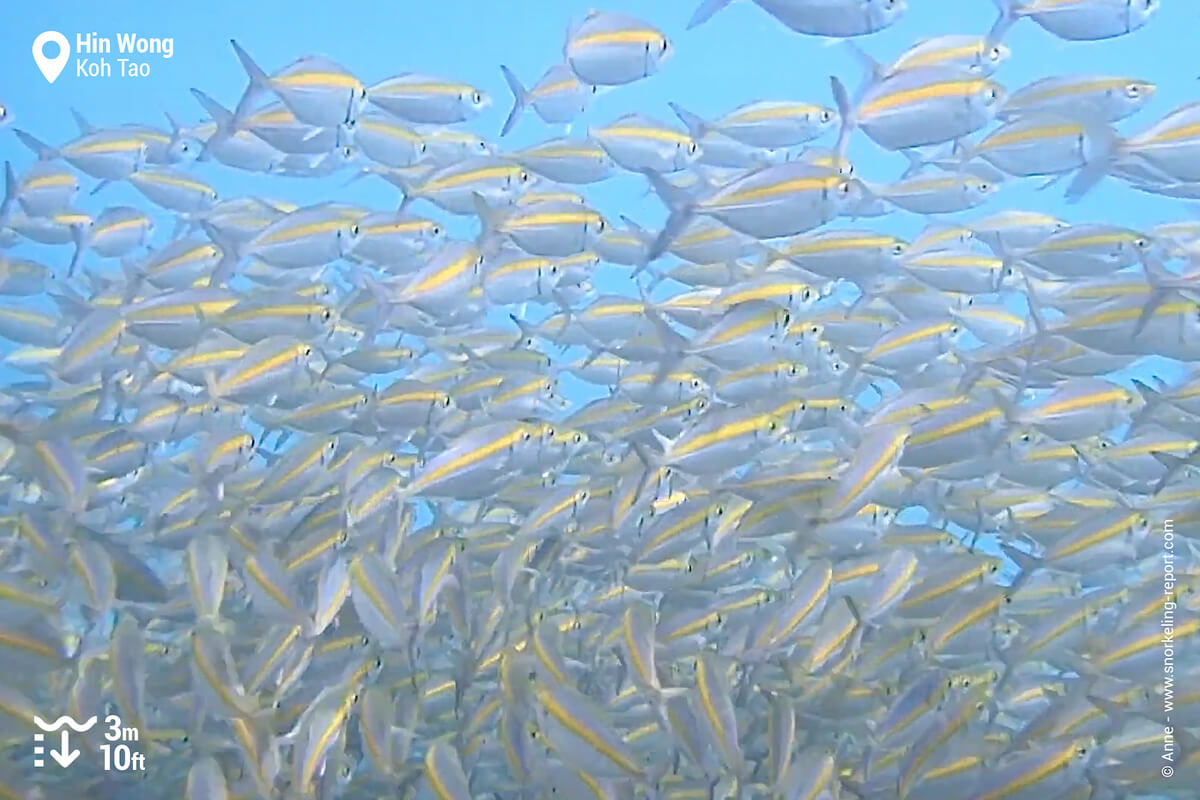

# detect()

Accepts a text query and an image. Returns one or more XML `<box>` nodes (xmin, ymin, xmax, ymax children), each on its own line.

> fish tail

<box><xmin>386</xmin><ymin>171</ymin><xmax>417</xmax><ymax>211</ymax></box>
<box><xmin>622</xmin><ymin>214</ymin><xmax>656</xmax><ymax>278</ymax></box>
<box><xmin>1151</xmin><ymin>445</ymin><xmax>1200</xmax><ymax>495</ymax></box>
<box><xmin>201</xmin><ymin>223</ymin><xmax>243</xmax><ymax>287</ymax></box>
<box><xmin>687</xmin><ymin>0</ymin><xmax>734</xmax><ymax>30</ymax></box>
<box><xmin>668</xmin><ymin>102</ymin><xmax>708</xmax><ymax>140</ymax></box>
<box><xmin>472</xmin><ymin>191</ymin><xmax>506</xmax><ymax>251</ymax></box>
<box><xmin>998</xmin><ymin>539</ymin><xmax>1040</xmax><ymax>580</ymax></box>
<box><xmin>843</xmin><ymin>40</ymin><xmax>884</xmax><ymax>84</ymax></box>
<box><xmin>190</xmin><ymin>88</ymin><xmax>236</xmax><ymax>132</ymax></box>
<box><xmin>1133</xmin><ymin>256</ymin><xmax>1193</xmax><ymax>339</ymax></box>
<box><xmin>986</xmin><ymin>0</ymin><xmax>1020</xmax><ymax>45</ymax></box>
<box><xmin>499</xmin><ymin>65</ymin><xmax>529</xmax><ymax>137</ymax></box>
<box><xmin>230</xmin><ymin>40</ymin><xmax>270</xmax><ymax>89</ymax></box>
<box><xmin>629</xmin><ymin>438</ymin><xmax>666</xmax><ymax>509</ymax></box>
<box><xmin>1065</xmin><ymin>118</ymin><xmax>1121</xmax><ymax>203</ymax></box>
<box><xmin>0</xmin><ymin>161</ymin><xmax>16</xmax><ymax>223</ymax></box>
<box><xmin>67</xmin><ymin>223</ymin><xmax>89</xmax><ymax>278</ymax></box>
<box><xmin>829</xmin><ymin>76</ymin><xmax>856</xmax><ymax>161</ymax></box>
<box><xmin>837</xmin><ymin>347</ymin><xmax>863</xmax><ymax>396</ymax></box>
<box><xmin>229</xmin><ymin>40</ymin><xmax>273</xmax><ymax>125</ymax></box>
<box><xmin>642</xmin><ymin>169</ymin><xmax>695</xmax><ymax>261</ymax></box>
<box><xmin>69</xmin><ymin>108</ymin><xmax>95</xmax><ymax>136</ymax></box>
<box><xmin>1015</xmin><ymin>272</ymin><xmax>1052</xmax><ymax>376</ymax></box>
<box><xmin>14</xmin><ymin>129</ymin><xmax>57</xmax><ymax>160</ymax></box>
<box><xmin>898</xmin><ymin>148</ymin><xmax>928</xmax><ymax>180</ymax></box>
<box><xmin>506</xmin><ymin>312</ymin><xmax>541</xmax><ymax>350</ymax></box>
<box><xmin>202</xmin><ymin>369</ymin><xmax>222</xmax><ymax>404</ymax></box>
<box><xmin>1129</xmin><ymin>377</ymin><xmax>1163</xmax><ymax>430</ymax></box>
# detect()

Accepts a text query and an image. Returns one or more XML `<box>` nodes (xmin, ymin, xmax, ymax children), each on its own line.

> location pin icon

<box><xmin>32</xmin><ymin>31</ymin><xmax>70</xmax><ymax>84</ymax></box>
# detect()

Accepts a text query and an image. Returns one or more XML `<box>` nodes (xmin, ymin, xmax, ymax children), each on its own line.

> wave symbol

<box><xmin>33</xmin><ymin>716</ymin><xmax>98</xmax><ymax>733</ymax></box>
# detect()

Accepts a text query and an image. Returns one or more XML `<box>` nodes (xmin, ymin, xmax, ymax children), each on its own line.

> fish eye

<box><xmin>360</xmin><ymin>635</ymin><xmax>370</xmax><ymax>646</ymax></box>
<box><xmin>322</xmin><ymin>309</ymin><xmax>332</xmax><ymax>321</ymax></box>
<box><xmin>687</xmin><ymin>141</ymin><xmax>698</xmax><ymax>155</ymax></box>
<box><xmin>519</xmin><ymin>171</ymin><xmax>530</xmax><ymax>183</ymax></box>
<box><xmin>950</xmin><ymin>325</ymin><xmax>961</xmax><ymax>334</ymax></box>
<box><xmin>660</xmin><ymin>37</ymin><xmax>669</xmax><ymax>52</ymax></box>
<box><xmin>989</xmin><ymin>46</ymin><xmax>1003</xmax><ymax>60</ymax></box>
<box><xmin>573</xmin><ymin>432</ymin><xmax>583</xmax><ymax>443</ymax></box>
<box><xmin>1126</xmin><ymin>84</ymin><xmax>1141</xmax><ymax>98</ymax></box>
<box><xmin>820</xmin><ymin>109</ymin><xmax>833</xmax><ymax>123</ymax></box>
<box><xmin>1134</xmin><ymin>237</ymin><xmax>1150</xmax><ymax>248</ymax></box>
<box><xmin>838</xmin><ymin>181</ymin><xmax>852</xmax><ymax>195</ymax></box>
<box><xmin>690</xmin><ymin>378</ymin><xmax>702</xmax><ymax>389</ymax></box>
<box><xmin>472</xmin><ymin>91</ymin><xmax>483</xmax><ymax>105</ymax></box>
<box><xmin>442</xmin><ymin>395</ymin><xmax>452</xmax><ymax>407</ymax></box>
<box><xmin>979</xmin><ymin>182</ymin><xmax>991</xmax><ymax>192</ymax></box>
<box><xmin>351</xmin><ymin>224</ymin><xmax>360</xmax><ymax>236</ymax></box>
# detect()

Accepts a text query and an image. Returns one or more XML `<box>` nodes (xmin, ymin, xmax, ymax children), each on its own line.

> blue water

<box><xmin>4</xmin><ymin>2</ymin><xmax>1195</xmax><ymax>382</ymax></box>
<box><xmin>0</xmin><ymin>0</ymin><xmax>1190</xmax><ymax>602</ymax></box>
<box><xmin>0</xmin><ymin>2</ymin><xmax>1196</xmax><ymax>796</ymax></box>
<box><xmin>4</xmin><ymin>1</ymin><xmax>1198</xmax><ymax>235</ymax></box>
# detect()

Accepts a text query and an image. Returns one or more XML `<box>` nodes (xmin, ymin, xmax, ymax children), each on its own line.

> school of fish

<box><xmin>2</xmin><ymin>0</ymin><xmax>1200</xmax><ymax>797</ymax></box>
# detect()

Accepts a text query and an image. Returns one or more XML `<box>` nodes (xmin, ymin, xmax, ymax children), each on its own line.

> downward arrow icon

<box><xmin>49</xmin><ymin>730</ymin><xmax>79</xmax><ymax>768</ymax></box>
